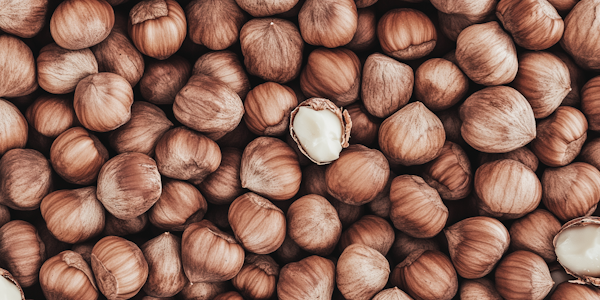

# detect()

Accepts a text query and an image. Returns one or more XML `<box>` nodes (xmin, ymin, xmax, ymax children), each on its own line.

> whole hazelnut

<box><xmin>437</xmin><ymin>107</ymin><xmax>466</xmax><ymax>148</ymax></box>
<box><xmin>478</xmin><ymin>146</ymin><xmax>539</xmax><ymax>172</ymax></box>
<box><xmin>0</xmin><ymin>99</ymin><xmax>28</xmax><ymax>156</ymax></box>
<box><xmin>415</xmin><ymin>58</ymin><xmax>468</xmax><ymax>112</ymax></box>
<box><xmin>37</xmin><ymin>43</ymin><xmax>98</xmax><ymax>94</ymax></box>
<box><xmin>0</xmin><ymin>220</ymin><xmax>45</xmax><ymax>288</ymax></box>
<box><xmin>460</xmin><ymin>278</ymin><xmax>503</xmax><ymax>300</ymax></box>
<box><xmin>338</xmin><ymin>215</ymin><xmax>394</xmax><ymax>256</ymax></box>
<box><xmin>128</xmin><ymin>0</ymin><xmax>186</xmax><ymax>60</ymax></box>
<box><xmin>192</xmin><ymin>51</ymin><xmax>250</xmax><ymax>99</ymax></box>
<box><xmin>40</xmin><ymin>187</ymin><xmax>105</xmax><ymax>244</ymax></box>
<box><xmin>580</xmin><ymin>137</ymin><xmax>600</xmax><ymax>170</ymax></box>
<box><xmin>0</xmin><ymin>35</ymin><xmax>37</xmax><ymax>98</ymax></box>
<box><xmin>214</xmin><ymin>291</ymin><xmax>244</xmax><ymax>300</ymax></box>
<box><xmin>140</xmin><ymin>55</ymin><xmax>191</xmax><ymax>105</ymax></box>
<box><xmin>346</xmin><ymin>8</ymin><xmax>377</xmax><ymax>52</ymax></box>
<box><xmin>298</xmin><ymin>0</ymin><xmax>357</xmax><ymax>48</ymax></box>
<box><xmin>96</xmin><ymin>152</ymin><xmax>162</xmax><ymax>220</ymax></box>
<box><xmin>186</xmin><ymin>0</ymin><xmax>246</xmax><ymax>50</ymax></box>
<box><xmin>103</xmin><ymin>213</ymin><xmax>147</xmax><ymax>236</ymax></box>
<box><xmin>218</xmin><ymin>121</ymin><xmax>257</xmax><ymax>150</ymax></box>
<box><xmin>148</xmin><ymin>179</ymin><xmax>207</xmax><ymax>231</ymax></box>
<box><xmin>91</xmin><ymin>29</ymin><xmax>145</xmax><ymax>87</ymax></box>
<box><xmin>74</xmin><ymin>72</ymin><xmax>133</xmax><ymax>132</ymax></box>
<box><xmin>379</xmin><ymin>101</ymin><xmax>445</xmax><ymax>166</ymax></box>
<box><xmin>0</xmin><ymin>205</ymin><xmax>9</xmax><ymax>228</ymax></box>
<box><xmin>331</xmin><ymin>197</ymin><xmax>365</xmax><ymax>229</ymax></box>
<box><xmin>555</xmin><ymin>51</ymin><xmax>585</xmax><ymax>107</ymax></box>
<box><xmin>510</xmin><ymin>209</ymin><xmax>562</xmax><ymax>262</ymax></box>
<box><xmin>459</xmin><ymin>86</ymin><xmax>536</xmax><ymax>153</ymax></box>
<box><xmin>298</xmin><ymin>164</ymin><xmax>328</xmax><ymax>198</ymax></box>
<box><xmin>232</xmin><ymin>254</ymin><xmax>279</xmax><ymax>300</ymax></box>
<box><xmin>0</xmin><ymin>268</ymin><xmax>25</xmax><ymax>300</ymax></box>
<box><xmin>431</xmin><ymin>0</ymin><xmax>496</xmax><ymax>17</ymax></box>
<box><xmin>240</xmin><ymin>137</ymin><xmax>302</xmax><ymax>201</ymax></box>
<box><xmin>236</xmin><ymin>0</ymin><xmax>298</xmax><ymax>16</ymax></box>
<box><xmin>437</xmin><ymin>12</ymin><xmax>485</xmax><ymax>42</ymax></box>
<box><xmin>456</xmin><ymin>21</ymin><xmax>518</xmax><ymax>86</ymax></box>
<box><xmin>50</xmin><ymin>0</ymin><xmax>114</xmax><ymax>50</ymax></box>
<box><xmin>39</xmin><ymin>251</ymin><xmax>98</xmax><ymax>300</ymax></box>
<box><xmin>274</xmin><ymin>234</ymin><xmax>308</xmax><ymax>265</ymax></box>
<box><xmin>372</xmin><ymin>287</ymin><xmax>413</xmax><ymax>300</ymax></box>
<box><xmin>495</xmin><ymin>251</ymin><xmax>554</xmax><ymax>300</ymax></box>
<box><xmin>337</xmin><ymin>244</ymin><xmax>390</xmax><ymax>300</ymax></box>
<box><xmin>240</xmin><ymin>18</ymin><xmax>304</xmax><ymax>83</ymax></box>
<box><xmin>179</xmin><ymin>281</ymin><xmax>231</xmax><ymax>300</ymax></box>
<box><xmin>244</xmin><ymin>82</ymin><xmax>298</xmax><ymax>136</ymax></box>
<box><xmin>390</xmin><ymin>231</ymin><xmax>440</xmax><ymax>265</ymax></box>
<box><xmin>0</xmin><ymin>0</ymin><xmax>47</xmax><ymax>38</ymax></box>
<box><xmin>367</xmin><ymin>172</ymin><xmax>394</xmax><ymax>219</ymax></box>
<box><xmin>229</xmin><ymin>192</ymin><xmax>286</xmax><ymax>254</ymax></box>
<box><xmin>25</xmin><ymin>95</ymin><xmax>77</xmax><ymax>139</ymax></box>
<box><xmin>182</xmin><ymin>220</ymin><xmax>245</xmax><ymax>283</ymax></box>
<box><xmin>361</xmin><ymin>53</ymin><xmax>413</xmax><ymax>118</ymax></box>
<box><xmin>277</xmin><ymin>256</ymin><xmax>335</xmax><ymax>300</ymax></box>
<box><xmin>561</xmin><ymin>0</ymin><xmax>600</xmax><ymax>70</ymax></box>
<box><xmin>287</xmin><ymin>194</ymin><xmax>342</xmax><ymax>255</ymax></box>
<box><xmin>346</xmin><ymin>103</ymin><xmax>380</xmax><ymax>147</ymax></box>
<box><xmin>389</xmin><ymin>175</ymin><xmax>449</xmax><ymax>238</ymax></box>
<box><xmin>377</xmin><ymin>8</ymin><xmax>437</xmax><ymax>60</ymax></box>
<box><xmin>421</xmin><ymin>141</ymin><xmax>472</xmax><ymax>200</ymax></box>
<box><xmin>91</xmin><ymin>236</ymin><xmax>149</xmax><ymax>300</ymax></box>
<box><xmin>197</xmin><ymin>148</ymin><xmax>244</xmax><ymax>205</ymax></box>
<box><xmin>0</xmin><ymin>149</ymin><xmax>53</xmax><ymax>211</ymax></box>
<box><xmin>141</xmin><ymin>233</ymin><xmax>187</xmax><ymax>297</ymax></box>
<box><xmin>530</xmin><ymin>106</ymin><xmax>588</xmax><ymax>167</ymax></box>
<box><xmin>50</xmin><ymin>127</ymin><xmax>109</xmax><ymax>185</ymax></box>
<box><xmin>474</xmin><ymin>159</ymin><xmax>542</xmax><ymax>219</ymax></box>
<box><xmin>581</xmin><ymin>76</ymin><xmax>600</xmax><ymax>131</ymax></box>
<box><xmin>550</xmin><ymin>282</ymin><xmax>600</xmax><ymax>300</ymax></box>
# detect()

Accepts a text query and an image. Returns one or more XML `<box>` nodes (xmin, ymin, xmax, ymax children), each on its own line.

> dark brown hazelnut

<box><xmin>186</xmin><ymin>0</ymin><xmax>246</xmax><ymax>50</ymax></box>
<box><xmin>581</xmin><ymin>76</ymin><xmax>600</xmax><ymax>131</ymax></box>
<box><xmin>346</xmin><ymin>103</ymin><xmax>380</xmax><ymax>147</ymax></box>
<box><xmin>346</xmin><ymin>8</ymin><xmax>377</xmax><ymax>52</ymax></box>
<box><xmin>103</xmin><ymin>213</ymin><xmax>148</xmax><ymax>236</ymax></box>
<box><xmin>91</xmin><ymin>28</ymin><xmax>145</xmax><ymax>87</ymax></box>
<box><xmin>421</xmin><ymin>141</ymin><xmax>472</xmax><ymax>200</ymax></box>
<box><xmin>0</xmin><ymin>149</ymin><xmax>53</xmax><ymax>211</ymax></box>
<box><xmin>197</xmin><ymin>147</ymin><xmax>244</xmax><ymax>205</ymax></box>
<box><xmin>298</xmin><ymin>0</ymin><xmax>358</xmax><ymax>48</ymax></box>
<box><xmin>140</xmin><ymin>55</ymin><xmax>191</xmax><ymax>105</ymax></box>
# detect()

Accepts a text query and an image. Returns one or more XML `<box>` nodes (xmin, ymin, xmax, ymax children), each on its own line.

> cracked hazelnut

<box><xmin>554</xmin><ymin>217</ymin><xmax>600</xmax><ymax>286</ymax></box>
<box><xmin>0</xmin><ymin>268</ymin><xmax>25</xmax><ymax>300</ymax></box>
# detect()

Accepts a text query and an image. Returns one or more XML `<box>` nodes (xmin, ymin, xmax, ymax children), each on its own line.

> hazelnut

<box><xmin>510</xmin><ymin>209</ymin><xmax>562</xmax><ymax>262</ymax></box>
<box><xmin>582</xmin><ymin>76</ymin><xmax>600</xmax><ymax>131</ymax></box>
<box><xmin>240</xmin><ymin>18</ymin><xmax>303</xmax><ymax>83</ymax></box>
<box><xmin>232</xmin><ymin>254</ymin><xmax>279</xmax><ymax>300</ymax></box>
<box><xmin>197</xmin><ymin>148</ymin><xmax>244</xmax><ymax>205</ymax></box>
<box><xmin>0</xmin><ymin>0</ymin><xmax>47</xmax><ymax>38</ymax></box>
<box><xmin>554</xmin><ymin>217</ymin><xmax>600</xmax><ymax>286</ymax></box>
<box><xmin>36</xmin><ymin>222</ymin><xmax>70</xmax><ymax>261</ymax></box>
<box><xmin>298</xmin><ymin>164</ymin><xmax>328</xmax><ymax>198</ymax></box>
<box><xmin>96</xmin><ymin>152</ymin><xmax>162</xmax><ymax>220</ymax></box>
<box><xmin>50</xmin><ymin>127</ymin><xmax>109</xmax><ymax>185</ymax></box>
<box><xmin>437</xmin><ymin>12</ymin><xmax>483</xmax><ymax>42</ymax></box>
<box><xmin>273</xmin><ymin>234</ymin><xmax>308</xmax><ymax>265</ymax></box>
<box><xmin>214</xmin><ymin>291</ymin><xmax>244</xmax><ymax>300</ymax></box>
<box><xmin>478</xmin><ymin>146</ymin><xmax>539</xmax><ymax>172</ymax></box>
<box><xmin>337</xmin><ymin>244</ymin><xmax>390</xmax><ymax>300</ymax></box>
<box><xmin>415</xmin><ymin>58</ymin><xmax>468</xmax><ymax>112</ymax></box>
<box><xmin>495</xmin><ymin>250</ymin><xmax>554</xmax><ymax>300</ymax></box>
<box><xmin>103</xmin><ymin>213</ymin><xmax>148</xmax><ymax>236</ymax></box>
<box><xmin>474</xmin><ymin>159</ymin><xmax>542</xmax><ymax>219</ymax></box>
<box><xmin>140</xmin><ymin>55</ymin><xmax>191</xmax><ymax>105</ymax></box>
<box><xmin>240</xmin><ymin>137</ymin><xmax>302</xmax><ymax>200</ymax></box>
<box><xmin>530</xmin><ymin>106</ymin><xmax>587</xmax><ymax>167</ymax></box>
<box><xmin>71</xmin><ymin>243</ymin><xmax>94</xmax><ymax>266</ymax></box>
<box><xmin>128</xmin><ymin>0</ymin><xmax>186</xmax><ymax>60</ymax></box>
<box><xmin>346</xmin><ymin>8</ymin><xmax>377</xmax><ymax>52</ymax></box>
<box><xmin>298</xmin><ymin>0</ymin><xmax>357</xmax><ymax>48</ymax></box>
<box><xmin>390</xmin><ymin>231</ymin><xmax>440</xmax><ymax>265</ymax></box>
<box><xmin>236</xmin><ymin>0</ymin><xmax>298</xmax><ymax>16</ymax></box>
<box><xmin>218</xmin><ymin>121</ymin><xmax>257</xmax><ymax>150</ymax></box>
<box><xmin>287</xmin><ymin>194</ymin><xmax>342</xmax><ymax>255</ymax></box>
<box><xmin>580</xmin><ymin>137</ymin><xmax>600</xmax><ymax>170</ymax></box>
<box><xmin>0</xmin><ymin>99</ymin><xmax>28</xmax><ymax>156</ymax></box>
<box><xmin>0</xmin><ymin>204</ymin><xmax>9</xmax><ymax>228</ymax></box>
<box><xmin>277</xmin><ymin>255</ymin><xmax>335</xmax><ymax>300</ymax></box>
<box><xmin>355</xmin><ymin>0</ymin><xmax>377</xmax><ymax>8</ymax></box>
<box><xmin>459</xmin><ymin>86</ymin><xmax>536</xmax><ymax>153</ymax></box>
<box><xmin>141</xmin><ymin>233</ymin><xmax>187</xmax><ymax>297</ymax></box>
<box><xmin>39</xmin><ymin>251</ymin><xmax>98</xmax><ymax>300</ymax></box>
<box><xmin>0</xmin><ymin>35</ymin><xmax>37</xmax><ymax>98</ymax></box>
<box><xmin>555</xmin><ymin>50</ymin><xmax>585</xmax><ymax>107</ymax></box>
<box><xmin>361</xmin><ymin>53</ymin><xmax>413</xmax><ymax>118</ymax></box>
<box><xmin>229</xmin><ymin>192</ymin><xmax>286</xmax><ymax>254</ymax></box>
<box><xmin>25</xmin><ymin>95</ymin><xmax>77</xmax><ymax>139</ymax></box>
<box><xmin>326</xmin><ymin>144</ymin><xmax>390</xmax><ymax>205</ymax></box>
<box><xmin>437</xmin><ymin>107</ymin><xmax>466</xmax><ymax>148</ymax></box>
<box><xmin>459</xmin><ymin>278</ymin><xmax>503</xmax><ymax>300</ymax></box>
<box><xmin>0</xmin><ymin>268</ymin><xmax>25</xmax><ymax>300</ymax></box>
<box><xmin>186</xmin><ymin>0</ymin><xmax>246</xmax><ymax>50</ymax></box>
<box><xmin>244</xmin><ymin>82</ymin><xmax>298</xmax><ymax>136</ymax></box>
<box><xmin>338</xmin><ymin>215</ymin><xmax>394</xmax><ymax>256</ymax></box>
<box><xmin>181</xmin><ymin>220</ymin><xmax>245</xmax><ymax>283</ymax></box>
<box><xmin>40</xmin><ymin>187</ymin><xmax>105</xmax><ymax>244</ymax></box>
<box><xmin>389</xmin><ymin>175</ymin><xmax>449</xmax><ymax>238</ymax></box>
<box><xmin>391</xmin><ymin>250</ymin><xmax>458</xmax><ymax>300</ymax></box>
<box><xmin>331</xmin><ymin>197</ymin><xmax>365</xmax><ymax>229</ymax></box>
<box><xmin>91</xmin><ymin>236</ymin><xmax>149</xmax><ymax>300</ymax></box>
<box><xmin>0</xmin><ymin>220</ymin><xmax>45</xmax><ymax>288</ymax></box>
<box><xmin>561</xmin><ymin>0</ymin><xmax>600</xmax><ymax>70</ymax></box>
<box><xmin>550</xmin><ymin>282</ymin><xmax>600</xmax><ymax>300</ymax></box>
<box><xmin>367</xmin><ymin>172</ymin><xmax>394</xmax><ymax>219</ymax></box>
<box><xmin>173</xmin><ymin>74</ymin><xmax>244</xmax><ymax>140</ymax></box>
<box><xmin>50</xmin><ymin>0</ymin><xmax>114</xmax><ymax>50</ymax></box>
<box><xmin>421</xmin><ymin>141</ymin><xmax>472</xmax><ymax>200</ymax></box>
<box><xmin>148</xmin><ymin>179</ymin><xmax>207</xmax><ymax>231</ymax></box>
<box><xmin>372</xmin><ymin>287</ymin><xmax>413</xmax><ymax>300</ymax></box>
<box><xmin>179</xmin><ymin>281</ymin><xmax>231</xmax><ymax>300</ymax></box>
<box><xmin>37</xmin><ymin>43</ymin><xmax>98</xmax><ymax>94</ymax></box>
<box><xmin>431</xmin><ymin>0</ymin><xmax>496</xmax><ymax>17</ymax></box>
<box><xmin>0</xmin><ymin>149</ymin><xmax>53</xmax><ymax>211</ymax></box>
<box><xmin>91</xmin><ymin>29</ymin><xmax>145</xmax><ymax>87</ymax></box>
<box><xmin>547</xmin><ymin>0</ymin><xmax>578</xmax><ymax>12</ymax></box>
<box><xmin>379</xmin><ymin>101</ymin><xmax>445</xmax><ymax>166</ymax></box>
<box><xmin>192</xmin><ymin>51</ymin><xmax>250</xmax><ymax>99</ymax></box>
<box><xmin>456</xmin><ymin>21</ymin><xmax>518</xmax><ymax>86</ymax></box>
<box><xmin>346</xmin><ymin>103</ymin><xmax>380</xmax><ymax>147</ymax></box>
<box><xmin>378</xmin><ymin>8</ymin><xmax>437</xmax><ymax>60</ymax></box>
<box><xmin>542</xmin><ymin>162</ymin><xmax>600</xmax><ymax>221</ymax></box>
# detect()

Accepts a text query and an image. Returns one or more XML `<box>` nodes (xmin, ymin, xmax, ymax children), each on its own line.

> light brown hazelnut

<box><xmin>298</xmin><ymin>0</ymin><xmax>357</xmax><ymax>48</ymax></box>
<box><xmin>91</xmin><ymin>29</ymin><xmax>145</xmax><ymax>87</ymax></box>
<box><xmin>346</xmin><ymin>8</ymin><xmax>377</xmax><ymax>52</ymax></box>
<box><xmin>510</xmin><ymin>209</ymin><xmax>562</xmax><ymax>262</ymax></box>
<box><xmin>197</xmin><ymin>148</ymin><xmax>244</xmax><ymax>205</ymax></box>
<box><xmin>232</xmin><ymin>254</ymin><xmax>279</xmax><ymax>300</ymax></box>
<box><xmin>240</xmin><ymin>137</ymin><xmax>302</xmax><ymax>201</ymax></box>
<box><xmin>50</xmin><ymin>127</ymin><xmax>109</xmax><ymax>185</ymax></box>
<box><xmin>0</xmin><ymin>149</ymin><xmax>53</xmax><ymax>211</ymax></box>
<box><xmin>214</xmin><ymin>291</ymin><xmax>244</xmax><ymax>300</ymax></box>
<box><xmin>431</xmin><ymin>0</ymin><xmax>497</xmax><ymax>17</ymax></box>
<box><xmin>0</xmin><ymin>35</ymin><xmax>37</xmax><ymax>98</ymax></box>
<box><xmin>478</xmin><ymin>146</ymin><xmax>539</xmax><ymax>172</ymax></box>
<box><xmin>561</xmin><ymin>0</ymin><xmax>600</xmax><ymax>70</ymax></box>
<box><xmin>338</xmin><ymin>215</ymin><xmax>394</xmax><ymax>255</ymax></box>
<box><xmin>0</xmin><ymin>0</ymin><xmax>47</xmax><ymax>38</ymax></box>
<box><xmin>372</xmin><ymin>287</ymin><xmax>413</xmax><ymax>300</ymax></box>
<box><xmin>192</xmin><ymin>51</ymin><xmax>250</xmax><ymax>99</ymax></box>
<box><xmin>0</xmin><ymin>268</ymin><xmax>25</xmax><ymax>300</ymax></box>
<box><xmin>97</xmin><ymin>152</ymin><xmax>162</xmax><ymax>220</ymax></box>
<box><xmin>102</xmin><ymin>213</ymin><xmax>148</xmax><ymax>236</ymax></box>
<box><xmin>389</xmin><ymin>175</ymin><xmax>448</xmax><ymax>238</ymax></box>
<box><xmin>460</xmin><ymin>278</ymin><xmax>502</xmax><ymax>300</ymax></box>
<box><xmin>236</xmin><ymin>0</ymin><xmax>298</xmax><ymax>16</ymax></box>
<box><xmin>140</xmin><ymin>55</ymin><xmax>191</xmax><ymax>105</ymax></box>
<box><xmin>554</xmin><ymin>51</ymin><xmax>585</xmax><ymax>107</ymax></box>
<box><xmin>50</xmin><ymin>0</ymin><xmax>114</xmax><ymax>50</ymax></box>
<box><xmin>553</xmin><ymin>217</ymin><xmax>600</xmax><ymax>286</ymax></box>
<box><xmin>377</xmin><ymin>8</ymin><xmax>437</xmax><ymax>60</ymax></box>
<box><xmin>495</xmin><ymin>250</ymin><xmax>554</xmax><ymax>300</ymax></box>
<box><xmin>337</xmin><ymin>244</ymin><xmax>390</xmax><ymax>300</ymax></box>
<box><xmin>277</xmin><ymin>255</ymin><xmax>335</xmax><ymax>300</ymax></box>
<box><xmin>287</xmin><ymin>194</ymin><xmax>342</xmax><ymax>255</ymax></box>
<box><xmin>179</xmin><ymin>281</ymin><xmax>231</xmax><ymax>300</ymax></box>
<box><xmin>141</xmin><ymin>233</ymin><xmax>187</xmax><ymax>298</ymax></box>
<box><xmin>581</xmin><ymin>76</ymin><xmax>600</xmax><ymax>131</ymax></box>
<box><xmin>173</xmin><ymin>74</ymin><xmax>244</xmax><ymax>140</ymax></box>
<box><xmin>229</xmin><ymin>192</ymin><xmax>286</xmax><ymax>254</ymax></box>
<box><xmin>186</xmin><ymin>0</ymin><xmax>246</xmax><ymax>50</ymax></box>
<box><xmin>415</xmin><ymin>58</ymin><xmax>468</xmax><ymax>112</ymax></box>
<box><xmin>25</xmin><ymin>95</ymin><xmax>76</xmax><ymax>139</ymax></box>
<box><xmin>361</xmin><ymin>53</ymin><xmax>413</xmax><ymax>118</ymax></box>
<box><xmin>40</xmin><ymin>187</ymin><xmax>104</xmax><ymax>244</ymax></box>
<box><xmin>128</xmin><ymin>0</ymin><xmax>186</xmax><ymax>60</ymax></box>
<box><xmin>390</xmin><ymin>231</ymin><xmax>440</xmax><ymax>265</ymax></box>
<box><xmin>456</xmin><ymin>21</ymin><xmax>518</xmax><ymax>86</ymax></box>
<box><xmin>460</xmin><ymin>86</ymin><xmax>536</xmax><ymax>153</ymax></box>
<box><xmin>0</xmin><ymin>99</ymin><xmax>28</xmax><ymax>156</ymax></box>
<box><xmin>346</xmin><ymin>103</ymin><xmax>380</xmax><ymax>147</ymax></box>
<box><xmin>39</xmin><ymin>250</ymin><xmax>98</xmax><ymax>300</ymax></box>
<box><xmin>244</xmin><ymin>82</ymin><xmax>297</xmax><ymax>136</ymax></box>
<box><xmin>0</xmin><ymin>220</ymin><xmax>45</xmax><ymax>288</ymax></box>
<box><xmin>379</xmin><ymin>101</ymin><xmax>445</xmax><ymax>166</ymax></box>
<box><xmin>37</xmin><ymin>43</ymin><xmax>98</xmax><ymax>94</ymax></box>
<box><xmin>550</xmin><ymin>282</ymin><xmax>600</xmax><ymax>300</ymax></box>
<box><xmin>91</xmin><ymin>236</ymin><xmax>149</xmax><ymax>300</ymax></box>
<box><xmin>182</xmin><ymin>220</ymin><xmax>245</xmax><ymax>283</ymax></box>
<box><xmin>474</xmin><ymin>159</ymin><xmax>542</xmax><ymax>219</ymax></box>
<box><xmin>421</xmin><ymin>141</ymin><xmax>472</xmax><ymax>200</ymax></box>
<box><xmin>148</xmin><ymin>179</ymin><xmax>206</xmax><ymax>231</ymax></box>
<box><xmin>547</xmin><ymin>0</ymin><xmax>578</xmax><ymax>12</ymax></box>
<box><xmin>240</xmin><ymin>18</ymin><xmax>304</xmax><ymax>83</ymax></box>
<box><xmin>391</xmin><ymin>250</ymin><xmax>458</xmax><ymax>300</ymax></box>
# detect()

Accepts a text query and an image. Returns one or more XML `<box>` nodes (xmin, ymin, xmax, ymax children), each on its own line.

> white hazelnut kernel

<box><xmin>555</xmin><ymin>224</ymin><xmax>600</xmax><ymax>277</ymax></box>
<box><xmin>0</xmin><ymin>275</ymin><xmax>21</xmax><ymax>300</ymax></box>
<box><xmin>292</xmin><ymin>106</ymin><xmax>343</xmax><ymax>163</ymax></box>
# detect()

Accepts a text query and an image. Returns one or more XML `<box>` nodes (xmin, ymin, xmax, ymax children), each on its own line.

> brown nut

<box><xmin>0</xmin><ymin>35</ymin><xmax>37</xmax><ymax>98</ymax></box>
<box><xmin>553</xmin><ymin>216</ymin><xmax>600</xmax><ymax>286</ymax></box>
<box><xmin>554</xmin><ymin>50</ymin><xmax>585</xmax><ymax>107</ymax></box>
<box><xmin>337</xmin><ymin>244</ymin><xmax>390</xmax><ymax>300</ymax></box>
<box><xmin>0</xmin><ymin>268</ymin><xmax>26</xmax><ymax>300</ymax></box>
<box><xmin>580</xmin><ymin>137</ymin><xmax>600</xmax><ymax>170</ymax></box>
<box><xmin>0</xmin><ymin>99</ymin><xmax>28</xmax><ymax>156</ymax></box>
<box><xmin>37</xmin><ymin>43</ymin><xmax>98</xmax><ymax>94</ymax></box>
<box><xmin>214</xmin><ymin>291</ymin><xmax>243</xmax><ymax>300</ymax></box>
<box><xmin>0</xmin><ymin>149</ymin><xmax>53</xmax><ymax>211</ymax></box>
<box><xmin>273</xmin><ymin>234</ymin><xmax>308</xmax><ymax>265</ymax></box>
<box><xmin>128</xmin><ymin>0</ymin><xmax>186</xmax><ymax>60</ymax></box>
<box><xmin>459</xmin><ymin>278</ymin><xmax>503</xmax><ymax>300</ymax></box>
<box><xmin>140</xmin><ymin>55</ymin><xmax>191</xmax><ymax>105</ymax></box>
<box><xmin>102</xmin><ymin>213</ymin><xmax>147</xmax><ymax>236</ymax></box>
<box><xmin>244</xmin><ymin>82</ymin><xmax>298</xmax><ymax>136</ymax></box>
<box><xmin>232</xmin><ymin>254</ymin><xmax>279</xmax><ymax>300</ymax></box>
<box><xmin>298</xmin><ymin>0</ymin><xmax>357</xmax><ymax>48</ymax></box>
<box><xmin>581</xmin><ymin>76</ymin><xmax>600</xmax><ymax>131</ymax></box>
<box><xmin>0</xmin><ymin>205</ymin><xmax>9</xmax><ymax>228</ymax></box>
<box><xmin>331</xmin><ymin>197</ymin><xmax>365</xmax><ymax>229</ymax></box>
<box><xmin>25</xmin><ymin>95</ymin><xmax>77</xmax><ymax>139</ymax></box>
<box><xmin>422</xmin><ymin>141</ymin><xmax>472</xmax><ymax>200</ymax></box>
<box><xmin>50</xmin><ymin>0</ymin><xmax>114</xmax><ymax>50</ymax></box>
<box><xmin>346</xmin><ymin>103</ymin><xmax>380</xmax><ymax>147</ymax></box>
<box><xmin>91</xmin><ymin>28</ymin><xmax>145</xmax><ymax>87</ymax></box>
<box><xmin>561</xmin><ymin>0</ymin><xmax>600</xmax><ymax>70</ymax></box>
<box><xmin>478</xmin><ymin>146</ymin><xmax>539</xmax><ymax>172</ymax></box>
<box><xmin>178</xmin><ymin>281</ymin><xmax>230</xmax><ymax>300</ymax></box>
<box><xmin>186</xmin><ymin>0</ymin><xmax>246</xmax><ymax>50</ymax></box>
<box><xmin>236</xmin><ymin>0</ymin><xmax>298</xmax><ymax>16</ymax></box>
<box><xmin>510</xmin><ymin>209</ymin><xmax>562</xmax><ymax>262</ymax></box>
<box><xmin>437</xmin><ymin>107</ymin><xmax>466</xmax><ymax>148</ymax></box>
<box><xmin>378</xmin><ymin>8</ymin><xmax>437</xmax><ymax>60</ymax></box>
<box><xmin>141</xmin><ymin>233</ymin><xmax>187</xmax><ymax>298</ymax></box>
<box><xmin>390</xmin><ymin>231</ymin><xmax>440</xmax><ymax>264</ymax></box>
<box><xmin>550</xmin><ymin>281</ymin><xmax>600</xmax><ymax>300</ymax></box>
<box><xmin>197</xmin><ymin>148</ymin><xmax>244</xmax><ymax>205</ymax></box>
<box><xmin>192</xmin><ymin>51</ymin><xmax>250</xmax><ymax>99</ymax></box>
<box><xmin>372</xmin><ymin>287</ymin><xmax>413</xmax><ymax>300</ymax></box>
<box><xmin>298</xmin><ymin>164</ymin><xmax>328</xmax><ymax>198</ymax></box>
<box><xmin>415</xmin><ymin>58</ymin><xmax>468</xmax><ymax>112</ymax></box>
<box><xmin>338</xmin><ymin>215</ymin><xmax>394</xmax><ymax>256</ymax></box>
<box><xmin>277</xmin><ymin>255</ymin><xmax>335</xmax><ymax>300</ymax></box>
<box><xmin>0</xmin><ymin>0</ymin><xmax>47</xmax><ymax>38</ymax></box>
<box><xmin>346</xmin><ymin>8</ymin><xmax>377</xmax><ymax>52</ymax></box>
<box><xmin>39</xmin><ymin>250</ymin><xmax>98</xmax><ymax>300</ymax></box>
<box><xmin>148</xmin><ymin>179</ymin><xmax>207</xmax><ymax>231</ymax></box>
<box><xmin>0</xmin><ymin>220</ymin><xmax>45</xmax><ymax>288</ymax></box>
<box><xmin>495</xmin><ymin>250</ymin><xmax>554</xmax><ymax>300</ymax></box>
